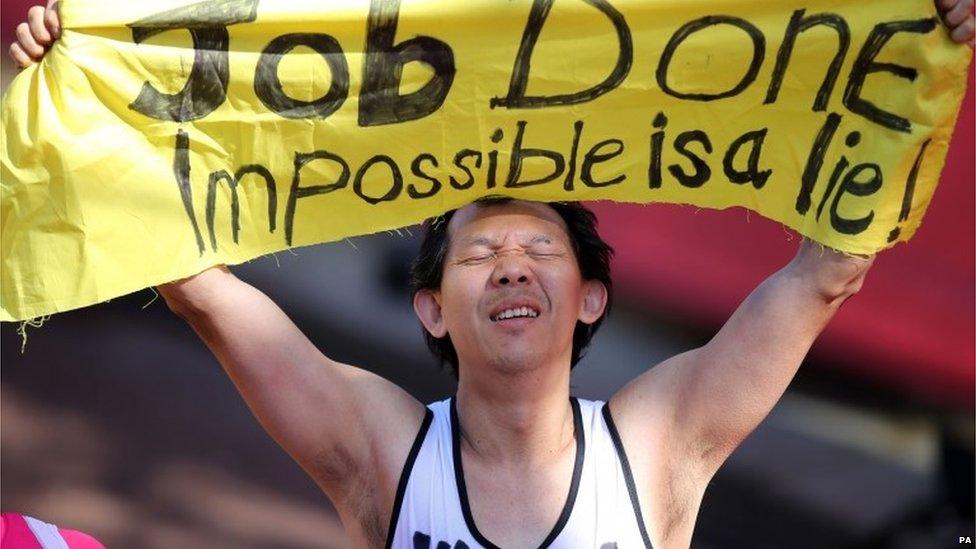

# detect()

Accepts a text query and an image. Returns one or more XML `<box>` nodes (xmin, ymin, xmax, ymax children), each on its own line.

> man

<box><xmin>9</xmin><ymin>3</ymin><xmax>974</xmax><ymax>548</ymax></box>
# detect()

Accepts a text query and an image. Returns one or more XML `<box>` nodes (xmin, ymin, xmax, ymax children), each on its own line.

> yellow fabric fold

<box><xmin>1</xmin><ymin>0</ymin><xmax>970</xmax><ymax>321</ymax></box>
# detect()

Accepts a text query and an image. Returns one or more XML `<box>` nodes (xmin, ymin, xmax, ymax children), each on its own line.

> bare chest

<box><xmin>461</xmin><ymin>452</ymin><xmax>577</xmax><ymax>548</ymax></box>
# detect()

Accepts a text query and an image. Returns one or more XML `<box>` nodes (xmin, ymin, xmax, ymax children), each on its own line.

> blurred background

<box><xmin>1</xmin><ymin>3</ymin><xmax>973</xmax><ymax>548</ymax></box>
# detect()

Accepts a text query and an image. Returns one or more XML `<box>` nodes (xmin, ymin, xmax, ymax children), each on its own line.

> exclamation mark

<box><xmin>887</xmin><ymin>139</ymin><xmax>931</xmax><ymax>243</ymax></box>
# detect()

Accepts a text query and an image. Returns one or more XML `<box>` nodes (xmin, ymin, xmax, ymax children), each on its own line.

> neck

<box><xmin>455</xmin><ymin>359</ymin><xmax>574</xmax><ymax>466</ymax></box>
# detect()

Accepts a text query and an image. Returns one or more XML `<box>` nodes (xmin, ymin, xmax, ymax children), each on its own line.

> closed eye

<box><xmin>527</xmin><ymin>251</ymin><xmax>564</xmax><ymax>260</ymax></box>
<box><xmin>454</xmin><ymin>254</ymin><xmax>494</xmax><ymax>266</ymax></box>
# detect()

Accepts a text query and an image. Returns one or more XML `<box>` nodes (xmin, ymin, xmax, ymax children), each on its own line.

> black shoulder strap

<box><xmin>602</xmin><ymin>403</ymin><xmax>653</xmax><ymax>549</ymax></box>
<box><xmin>384</xmin><ymin>407</ymin><xmax>434</xmax><ymax>549</ymax></box>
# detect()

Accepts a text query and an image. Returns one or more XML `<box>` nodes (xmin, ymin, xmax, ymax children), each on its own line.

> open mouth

<box><xmin>490</xmin><ymin>306</ymin><xmax>540</xmax><ymax>322</ymax></box>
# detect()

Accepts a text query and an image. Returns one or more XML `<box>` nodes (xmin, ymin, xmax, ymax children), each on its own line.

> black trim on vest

<box><xmin>384</xmin><ymin>407</ymin><xmax>434</xmax><ymax>549</ymax></box>
<box><xmin>538</xmin><ymin>398</ymin><xmax>584</xmax><ymax>548</ymax></box>
<box><xmin>601</xmin><ymin>403</ymin><xmax>653</xmax><ymax>549</ymax></box>
<box><xmin>450</xmin><ymin>397</ymin><xmax>585</xmax><ymax>549</ymax></box>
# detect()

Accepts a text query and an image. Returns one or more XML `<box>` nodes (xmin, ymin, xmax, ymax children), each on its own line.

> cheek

<box><xmin>539</xmin><ymin>279</ymin><xmax>584</xmax><ymax>356</ymax></box>
<box><xmin>542</xmin><ymin>270</ymin><xmax>586</xmax><ymax>316</ymax></box>
<box><xmin>439</xmin><ymin>270</ymin><xmax>485</xmax><ymax>322</ymax></box>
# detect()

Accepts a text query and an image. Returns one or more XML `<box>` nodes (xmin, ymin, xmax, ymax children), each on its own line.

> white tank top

<box><xmin>385</xmin><ymin>397</ymin><xmax>654</xmax><ymax>548</ymax></box>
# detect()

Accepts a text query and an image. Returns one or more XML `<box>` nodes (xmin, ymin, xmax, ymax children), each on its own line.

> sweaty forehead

<box><xmin>446</xmin><ymin>200</ymin><xmax>569</xmax><ymax>243</ymax></box>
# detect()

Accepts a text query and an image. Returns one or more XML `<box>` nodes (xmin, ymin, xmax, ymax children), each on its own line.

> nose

<box><xmin>491</xmin><ymin>251</ymin><xmax>533</xmax><ymax>287</ymax></box>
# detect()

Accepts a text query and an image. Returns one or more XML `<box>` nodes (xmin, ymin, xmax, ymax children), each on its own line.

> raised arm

<box><xmin>607</xmin><ymin>6</ymin><xmax>971</xmax><ymax>539</ymax></box>
<box><xmin>612</xmin><ymin>240</ymin><xmax>871</xmax><ymax>466</ymax></box>
<box><xmin>158</xmin><ymin>268</ymin><xmax>426</xmax><ymax>501</ymax></box>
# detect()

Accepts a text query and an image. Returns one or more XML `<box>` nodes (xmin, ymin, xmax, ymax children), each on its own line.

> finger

<box><xmin>44</xmin><ymin>4</ymin><xmax>60</xmax><ymax>40</ymax></box>
<box><xmin>937</xmin><ymin>0</ymin><xmax>958</xmax><ymax>11</ymax></box>
<box><xmin>945</xmin><ymin>0</ymin><xmax>973</xmax><ymax>26</ymax></box>
<box><xmin>950</xmin><ymin>17</ymin><xmax>975</xmax><ymax>44</ymax></box>
<box><xmin>28</xmin><ymin>6</ymin><xmax>52</xmax><ymax>46</ymax></box>
<box><xmin>9</xmin><ymin>42</ymin><xmax>34</xmax><ymax>69</ymax></box>
<box><xmin>15</xmin><ymin>22</ymin><xmax>45</xmax><ymax>59</ymax></box>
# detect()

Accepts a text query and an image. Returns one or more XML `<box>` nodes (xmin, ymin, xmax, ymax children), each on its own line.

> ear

<box><xmin>414</xmin><ymin>289</ymin><xmax>448</xmax><ymax>338</ymax></box>
<box><xmin>578</xmin><ymin>280</ymin><xmax>608</xmax><ymax>325</ymax></box>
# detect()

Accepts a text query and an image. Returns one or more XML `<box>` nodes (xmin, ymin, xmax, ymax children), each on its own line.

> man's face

<box><xmin>415</xmin><ymin>201</ymin><xmax>606</xmax><ymax>375</ymax></box>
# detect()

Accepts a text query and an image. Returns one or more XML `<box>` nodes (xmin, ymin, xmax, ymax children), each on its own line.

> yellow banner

<box><xmin>1</xmin><ymin>0</ymin><xmax>970</xmax><ymax>321</ymax></box>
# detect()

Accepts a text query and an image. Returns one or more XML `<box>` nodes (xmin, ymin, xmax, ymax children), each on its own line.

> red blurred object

<box><xmin>595</xmin><ymin>68</ymin><xmax>975</xmax><ymax>411</ymax></box>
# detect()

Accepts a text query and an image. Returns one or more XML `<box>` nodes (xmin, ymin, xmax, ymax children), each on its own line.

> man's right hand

<box><xmin>8</xmin><ymin>1</ymin><xmax>59</xmax><ymax>69</ymax></box>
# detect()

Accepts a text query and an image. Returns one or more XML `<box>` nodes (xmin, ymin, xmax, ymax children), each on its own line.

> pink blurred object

<box><xmin>0</xmin><ymin>513</ymin><xmax>106</xmax><ymax>549</ymax></box>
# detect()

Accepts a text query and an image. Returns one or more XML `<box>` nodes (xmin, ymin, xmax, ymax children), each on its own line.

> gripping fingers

<box><xmin>27</xmin><ymin>6</ymin><xmax>53</xmax><ymax>46</ymax></box>
<box><xmin>8</xmin><ymin>2</ymin><xmax>60</xmax><ymax>69</ymax></box>
<box><xmin>8</xmin><ymin>42</ymin><xmax>34</xmax><ymax>68</ymax></box>
<box><xmin>945</xmin><ymin>0</ymin><xmax>973</xmax><ymax>26</ymax></box>
<box><xmin>951</xmin><ymin>16</ymin><xmax>976</xmax><ymax>44</ymax></box>
<box><xmin>44</xmin><ymin>2</ymin><xmax>61</xmax><ymax>40</ymax></box>
<box><xmin>14</xmin><ymin>22</ymin><xmax>44</xmax><ymax>59</ymax></box>
<box><xmin>938</xmin><ymin>0</ymin><xmax>975</xmax><ymax>45</ymax></box>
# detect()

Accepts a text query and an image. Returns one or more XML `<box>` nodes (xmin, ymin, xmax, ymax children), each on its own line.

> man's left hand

<box><xmin>939</xmin><ymin>0</ymin><xmax>975</xmax><ymax>46</ymax></box>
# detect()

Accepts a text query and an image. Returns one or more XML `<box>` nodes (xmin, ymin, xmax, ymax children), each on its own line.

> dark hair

<box><xmin>410</xmin><ymin>197</ymin><xmax>614</xmax><ymax>376</ymax></box>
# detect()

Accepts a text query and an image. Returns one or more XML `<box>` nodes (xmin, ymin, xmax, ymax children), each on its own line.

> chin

<box><xmin>485</xmin><ymin>348</ymin><xmax>551</xmax><ymax>375</ymax></box>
